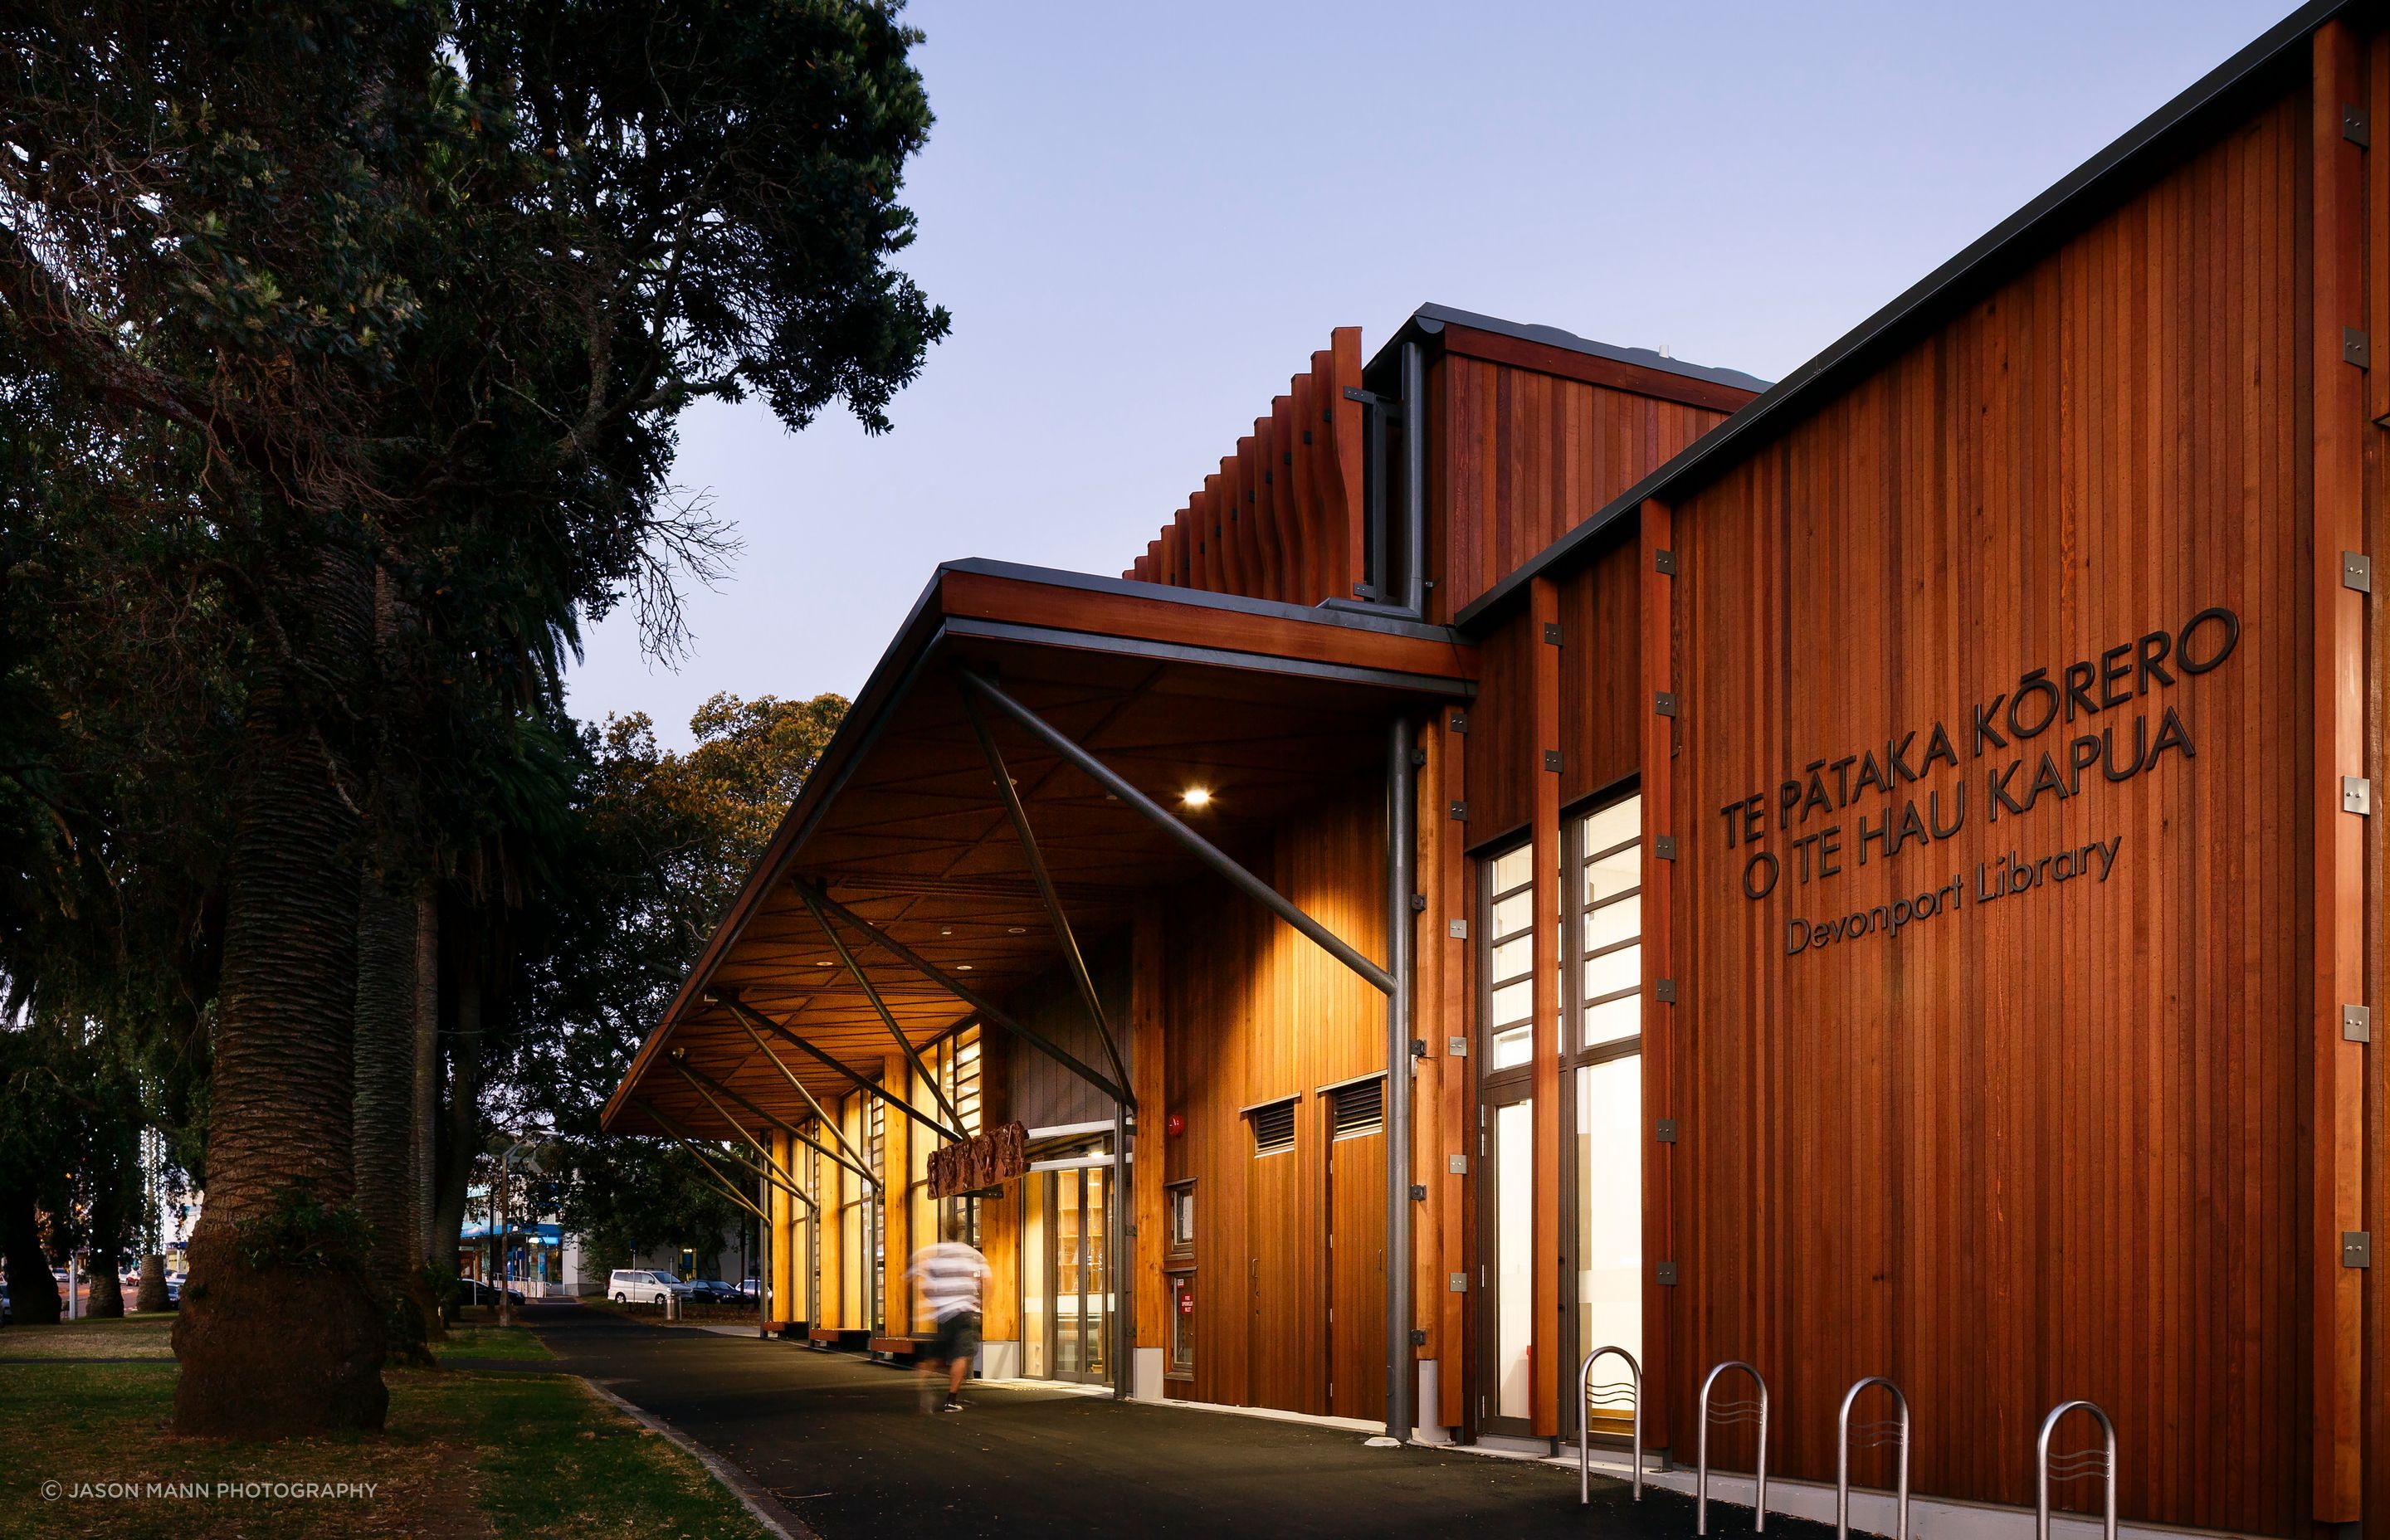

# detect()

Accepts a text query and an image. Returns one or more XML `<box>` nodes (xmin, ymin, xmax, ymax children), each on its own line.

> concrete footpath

<box><xmin>522</xmin><ymin>1303</ymin><xmax>1814</xmax><ymax>1540</ymax></box>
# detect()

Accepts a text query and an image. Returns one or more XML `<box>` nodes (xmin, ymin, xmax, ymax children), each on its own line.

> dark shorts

<box><xmin>930</xmin><ymin>1309</ymin><xmax>981</xmax><ymax>1364</ymax></box>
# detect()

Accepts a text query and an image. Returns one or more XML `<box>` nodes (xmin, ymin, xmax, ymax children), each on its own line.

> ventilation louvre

<box><xmin>1331</xmin><ymin>1078</ymin><xmax>1384</xmax><ymax>1138</ymax></box>
<box><xmin>1250</xmin><ymin>1097</ymin><xmax>1297</xmax><ymax>1154</ymax></box>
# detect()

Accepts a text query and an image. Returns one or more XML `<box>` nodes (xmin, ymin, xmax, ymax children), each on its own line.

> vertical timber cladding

<box><xmin>1159</xmin><ymin>772</ymin><xmax>1388</xmax><ymax>1416</ymax></box>
<box><xmin>1667</xmin><ymin>83</ymin><xmax>2314</xmax><ymax>1533</ymax></box>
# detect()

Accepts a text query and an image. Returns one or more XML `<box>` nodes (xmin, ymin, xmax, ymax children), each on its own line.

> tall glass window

<box><xmin>1570</xmin><ymin>792</ymin><xmax>1642</xmax><ymax>1423</ymax></box>
<box><xmin>1482</xmin><ymin>843</ymin><xmax>1537</xmax><ymax>1070</ymax></box>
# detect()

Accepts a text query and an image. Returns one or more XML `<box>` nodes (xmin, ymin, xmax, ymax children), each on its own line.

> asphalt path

<box><xmin>524</xmin><ymin>1302</ymin><xmax>1822</xmax><ymax>1540</ymax></box>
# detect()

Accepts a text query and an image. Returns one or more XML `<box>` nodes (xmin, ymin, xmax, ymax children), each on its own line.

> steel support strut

<box><xmin>720</xmin><ymin>989</ymin><xmax>962</xmax><ymax>1145</ymax></box>
<box><xmin>641</xmin><ymin>1092</ymin><xmax>809</xmax><ymax>1211</ymax></box>
<box><xmin>793</xmin><ymin>881</ymin><xmax>1128</xmax><ymax>1106</ymax></box>
<box><xmin>674</xmin><ymin>1053</ymin><xmax>869</xmax><ymax>1195</ymax></box>
<box><xmin>671</xmin><ymin>1060</ymin><xmax>820</xmax><ymax>1210</ymax></box>
<box><xmin>954</xmin><ymin>669</ymin><xmax>1394</xmax><ymax>995</ymax></box>
<box><xmin>718</xmin><ymin>997</ymin><xmax>881</xmax><ymax>1191</ymax></box>
<box><xmin>632</xmin><ymin>1099</ymin><xmax>768</xmax><ymax>1222</ymax></box>
<box><xmin>1383</xmin><ymin>714</ymin><xmax>1416</xmax><ymax>1445</ymax></box>
<box><xmin>794</xmin><ymin>885</ymin><xmax>967</xmax><ymax>1134</ymax></box>
<box><xmin>958</xmin><ymin>682</ymin><xmax>1134</xmax><ymax>1097</ymax></box>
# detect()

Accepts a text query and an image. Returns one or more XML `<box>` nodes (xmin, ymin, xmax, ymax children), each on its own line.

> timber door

<box><xmin>1325</xmin><ymin>1077</ymin><xmax>1387</xmax><ymax>1421</ymax></box>
<box><xmin>1246</xmin><ymin>1097</ymin><xmax>1305</xmax><ymax>1410</ymax></box>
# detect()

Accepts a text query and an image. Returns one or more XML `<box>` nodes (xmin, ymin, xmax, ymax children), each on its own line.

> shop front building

<box><xmin>605</xmin><ymin>3</ymin><xmax>2390</xmax><ymax>1533</ymax></box>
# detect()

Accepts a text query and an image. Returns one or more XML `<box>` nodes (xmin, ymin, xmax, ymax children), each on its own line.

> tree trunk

<box><xmin>172</xmin><ymin>547</ymin><xmax>386</xmax><ymax>1438</ymax></box>
<box><xmin>87</xmin><ymin>1261</ymin><xmax>124</xmax><ymax>1319</ymax></box>
<box><xmin>0</xmin><ymin>1185</ymin><xmax>61</xmax><ymax>1327</ymax></box>
<box><xmin>354</xmin><ymin>854</ymin><xmax>429</xmax><ymax>1361</ymax></box>
<box><xmin>431</xmin><ymin>929</ymin><xmax>485</xmax><ymax>1323</ymax></box>
<box><xmin>412</xmin><ymin>880</ymin><xmax>444</xmax><ymax>1339</ymax></box>
<box><xmin>136</xmin><ymin>1253</ymin><xmax>172</xmax><ymax>1313</ymax></box>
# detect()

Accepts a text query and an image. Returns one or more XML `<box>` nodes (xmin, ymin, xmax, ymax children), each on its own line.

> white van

<box><xmin>607</xmin><ymin>1269</ymin><xmax>686</xmax><ymax>1305</ymax></box>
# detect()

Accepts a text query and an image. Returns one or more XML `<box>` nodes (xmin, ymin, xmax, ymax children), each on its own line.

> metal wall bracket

<box><xmin>1449</xmin><ymin>709</ymin><xmax>1469</xmax><ymax>734</ymax></box>
<box><xmin>1654</xmin><ymin>548</ymin><xmax>1677</xmax><ymax>575</ymax></box>
<box><xmin>1656</xmin><ymin>1118</ymin><xmax>1679</xmax><ymax>1143</ymax></box>
<box><xmin>2344</xmin><ymin>1231</ymin><xmax>2373</xmax><ymax>1269</ymax></box>
<box><xmin>1410</xmin><ymin>891</ymin><xmax>1427</xmax><ymax>913</ymax></box>
<box><xmin>1447</xmin><ymin>919</ymin><xmax>1468</xmax><ymax>940</ymax></box>
<box><xmin>1447</xmin><ymin>1153</ymin><xmax>1468</xmax><ymax>1175</ymax></box>
<box><xmin>1446</xmin><ymin>1035</ymin><xmax>1468</xmax><ymax>1058</ymax></box>
<box><xmin>1450</xmin><ymin>800</ymin><xmax>1469</xmax><ymax>821</ymax></box>
<box><xmin>2346</xmin><ymin>326</ymin><xmax>2372</xmax><ymax>369</ymax></box>
<box><xmin>1656</xmin><ymin>1262</ymin><xmax>1679</xmax><ymax>1286</ymax></box>
<box><xmin>1655</xmin><ymin>978</ymin><xmax>1677</xmax><ymax>1003</ymax></box>
<box><xmin>2345</xmin><ymin>1004</ymin><xmax>2373</xmax><ymax>1044</ymax></box>
<box><xmin>1410</xmin><ymin>1184</ymin><xmax>1428</xmax><ymax>1201</ymax></box>
<box><xmin>2344</xmin><ymin>552</ymin><xmax>2373</xmax><ymax>593</ymax></box>
<box><xmin>1449</xmin><ymin>1272</ymin><xmax>1469</xmax><ymax>1293</ymax></box>
<box><xmin>1655</xmin><ymin>691</ymin><xmax>1679</xmax><ymax>718</ymax></box>
<box><xmin>1655</xmin><ymin>835</ymin><xmax>1678</xmax><ymax>860</ymax></box>
<box><xmin>1543</xmin><ymin>621</ymin><xmax>1563</xmax><ymax>646</ymax></box>
<box><xmin>2344</xmin><ymin>776</ymin><xmax>2373</xmax><ymax>815</ymax></box>
<box><xmin>1544</xmin><ymin>748</ymin><xmax>1563</xmax><ymax>772</ymax></box>
<box><xmin>2346</xmin><ymin>102</ymin><xmax>2373</xmax><ymax>146</ymax></box>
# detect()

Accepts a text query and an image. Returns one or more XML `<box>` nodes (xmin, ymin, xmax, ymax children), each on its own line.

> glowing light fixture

<box><xmin>1180</xmin><ymin>787</ymin><xmax>1212</xmax><ymax>810</ymax></box>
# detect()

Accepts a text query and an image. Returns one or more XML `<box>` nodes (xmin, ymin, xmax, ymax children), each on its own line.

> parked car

<box><xmin>455</xmin><ymin>1278</ymin><xmax>526</xmax><ymax>1307</ymax></box>
<box><xmin>683</xmin><ymin>1279</ymin><xmax>743</xmax><ymax>1305</ymax></box>
<box><xmin>607</xmin><ymin>1269</ymin><xmax>686</xmax><ymax>1306</ymax></box>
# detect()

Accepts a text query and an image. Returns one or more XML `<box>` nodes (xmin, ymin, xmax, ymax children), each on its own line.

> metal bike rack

<box><xmin>1577</xmin><ymin>1345</ymin><xmax>1644</xmax><ymax>1503</ymax></box>
<box><xmin>1697</xmin><ymin>1360</ymin><xmax>1770</xmax><ymax>1535</ymax></box>
<box><xmin>1836</xmin><ymin>1377</ymin><xmax>1910</xmax><ymax>1540</ymax></box>
<box><xmin>2036</xmin><ymin>1400</ymin><xmax>2117</xmax><ymax>1540</ymax></box>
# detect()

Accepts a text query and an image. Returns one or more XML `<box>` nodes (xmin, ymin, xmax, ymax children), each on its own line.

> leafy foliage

<box><xmin>500</xmin><ymin>693</ymin><xmax>846</xmax><ymax>1265</ymax></box>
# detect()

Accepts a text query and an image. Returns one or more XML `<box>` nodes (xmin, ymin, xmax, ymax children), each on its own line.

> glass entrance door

<box><xmin>1050</xmin><ymin>1167</ymin><xmax>1110</xmax><ymax>1385</ymax></box>
<box><xmin>1481</xmin><ymin>1086</ymin><xmax>1538</xmax><ymax>1434</ymax></box>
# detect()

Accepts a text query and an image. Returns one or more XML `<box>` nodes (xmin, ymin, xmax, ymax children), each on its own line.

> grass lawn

<box><xmin>0</xmin><ymin>1316</ymin><xmax>768</xmax><ymax>1539</ymax></box>
<box><xmin>0</xmin><ymin>1313</ymin><xmax>178</xmax><ymax>1360</ymax></box>
<box><xmin>435</xmin><ymin>1323</ymin><xmax>554</xmax><ymax>1362</ymax></box>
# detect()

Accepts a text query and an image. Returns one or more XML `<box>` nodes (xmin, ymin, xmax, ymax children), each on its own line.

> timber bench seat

<box><xmin>807</xmin><ymin>1327</ymin><xmax>870</xmax><ymax>1351</ymax></box>
<box><xmin>869</xmin><ymin>1334</ymin><xmax>933</xmax><ymax>1359</ymax></box>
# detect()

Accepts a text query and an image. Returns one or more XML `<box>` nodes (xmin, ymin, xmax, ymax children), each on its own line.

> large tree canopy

<box><xmin>0</xmin><ymin>0</ymin><xmax>940</xmax><ymax>1435</ymax></box>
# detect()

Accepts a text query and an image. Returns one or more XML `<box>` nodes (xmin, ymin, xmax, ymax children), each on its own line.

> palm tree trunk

<box><xmin>432</xmin><ymin>934</ymin><xmax>484</xmax><ymax>1323</ymax></box>
<box><xmin>412</xmin><ymin>881</ymin><xmax>445</xmax><ymax>1339</ymax></box>
<box><xmin>354</xmin><ymin>850</ymin><xmax>428</xmax><ymax>1360</ymax></box>
<box><xmin>171</xmin><ymin>548</ymin><xmax>385</xmax><ymax>1438</ymax></box>
<box><xmin>135</xmin><ymin>1253</ymin><xmax>172</xmax><ymax>1313</ymax></box>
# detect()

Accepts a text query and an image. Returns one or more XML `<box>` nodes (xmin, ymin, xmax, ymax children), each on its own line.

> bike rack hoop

<box><xmin>2036</xmin><ymin>1400</ymin><xmax>2117</xmax><ymax>1540</ymax></box>
<box><xmin>1835</xmin><ymin>1376</ymin><xmax>1910</xmax><ymax>1540</ymax></box>
<box><xmin>1696</xmin><ymin>1360</ymin><xmax>1770</xmax><ymax>1535</ymax></box>
<box><xmin>1577</xmin><ymin>1345</ymin><xmax>1643</xmax><ymax>1505</ymax></box>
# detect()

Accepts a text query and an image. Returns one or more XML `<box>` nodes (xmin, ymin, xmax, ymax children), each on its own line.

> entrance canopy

<box><xmin>601</xmin><ymin>559</ymin><xmax>1475</xmax><ymax>1139</ymax></box>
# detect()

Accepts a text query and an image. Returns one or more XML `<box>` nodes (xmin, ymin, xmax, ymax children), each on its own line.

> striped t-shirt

<box><xmin>905</xmin><ymin>1241</ymin><xmax>989</xmax><ymax>1321</ymax></box>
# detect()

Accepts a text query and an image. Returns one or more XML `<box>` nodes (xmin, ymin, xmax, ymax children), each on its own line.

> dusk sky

<box><xmin>565</xmin><ymin>0</ymin><xmax>2297</xmax><ymax>748</ymax></box>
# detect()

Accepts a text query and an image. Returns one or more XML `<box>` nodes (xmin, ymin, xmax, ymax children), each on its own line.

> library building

<box><xmin>604</xmin><ymin>2</ymin><xmax>2390</xmax><ymax>1533</ymax></box>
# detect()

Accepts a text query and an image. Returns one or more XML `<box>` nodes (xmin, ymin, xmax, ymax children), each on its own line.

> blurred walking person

<box><xmin>905</xmin><ymin>1220</ymin><xmax>989</xmax><ymax>1412</ymax></box>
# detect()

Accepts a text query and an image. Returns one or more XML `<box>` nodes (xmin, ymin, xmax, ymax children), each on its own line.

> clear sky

<box><xmin>565</xmin><ymin>0</ymin><xmax>2297</xmax><ymax>748</ymax></box>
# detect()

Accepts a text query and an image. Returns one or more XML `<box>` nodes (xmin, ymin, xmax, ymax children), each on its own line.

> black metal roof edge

<box><xmin>940</xmin><ymin>556</ymin><xmax>1466</xmax><ymax>644</ymax></box>
<box><xmin>1386</xmin><ymin>302</ymin><xmax>1773</xmax><ymax>393</ymax></box>
<box><xmin>1451</xmin><ymin>0</ymin><xmax>2354</xmax><ymax>634</ymax></box>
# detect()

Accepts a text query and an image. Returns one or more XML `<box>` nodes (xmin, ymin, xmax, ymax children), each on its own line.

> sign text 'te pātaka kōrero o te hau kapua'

<box><xmin>1711</xmin><ymin>607</ymin><xmax>2241</xmax><ymax>956</ymax></box>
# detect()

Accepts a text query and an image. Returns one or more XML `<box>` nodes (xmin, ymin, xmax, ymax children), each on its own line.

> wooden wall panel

<box><xmin>1665</xmin><ymin>86</ymin><xmax>2310</xmax><ymax>1533</ymax></box>
<box><xmin>1129</xmin><ymin>329</ymin><xmax>1365</xmax><ymax>607</ymax></box>
<box><xmin>1558</xmin><ymin>535</ymin><xmax>1645</xmax><ymax>803</ymax></box>
<box><xmin>1157</xmin><ymin>773</ymin><xmax>1388</xmax><ymax>1414</ymax></box>
<box><xmin>2363</xmin><ymin>31</ymin><xmax>2390</xmax><ymax>1540</ymax></box>
<box><xmin>1466</xmin><ymin>612</ymin><xmax>1539</xmax><ymax>848</ymax></box>
<box><xmin>1436</xmin><ymin>356</ymin><xmax>1734</xmax><ymax>620</ymax></box>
